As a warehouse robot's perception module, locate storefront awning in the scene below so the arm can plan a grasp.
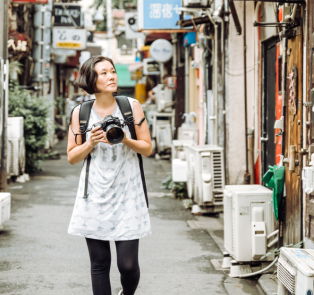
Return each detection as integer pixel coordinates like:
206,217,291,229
115,64,136,88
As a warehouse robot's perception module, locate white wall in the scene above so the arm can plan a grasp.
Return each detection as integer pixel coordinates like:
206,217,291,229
227,1,255,184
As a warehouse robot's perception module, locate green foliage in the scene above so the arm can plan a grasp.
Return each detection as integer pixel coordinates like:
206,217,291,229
55,96,66,115
162,175,173,190
8,81,51,173
161,175,189,199
260,241,303,274
9,60,23,76
260,240,303,261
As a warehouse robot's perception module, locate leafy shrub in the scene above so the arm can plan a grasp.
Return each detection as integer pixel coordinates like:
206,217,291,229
55,96,66,115
162,175,188,199
8,81,51,173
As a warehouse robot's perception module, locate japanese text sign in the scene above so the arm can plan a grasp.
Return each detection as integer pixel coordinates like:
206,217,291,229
12,0,48,3
54,4,82,27
138,0,182,30
53,28,87,50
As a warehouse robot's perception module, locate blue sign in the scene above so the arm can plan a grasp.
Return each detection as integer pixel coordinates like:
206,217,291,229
140,0,183,30
307,290,313,295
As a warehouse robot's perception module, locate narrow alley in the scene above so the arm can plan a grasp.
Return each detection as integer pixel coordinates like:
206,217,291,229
0,140,228,295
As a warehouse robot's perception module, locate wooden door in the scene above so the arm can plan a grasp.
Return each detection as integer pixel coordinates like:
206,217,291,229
262,38,281,176
305,1,314,248
283,29,303,245
262,38,276,176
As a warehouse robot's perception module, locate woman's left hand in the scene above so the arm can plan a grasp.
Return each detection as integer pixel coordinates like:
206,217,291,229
121,130,128,145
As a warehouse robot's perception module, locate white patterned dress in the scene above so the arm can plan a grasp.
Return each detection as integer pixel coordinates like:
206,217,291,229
68,97,152,241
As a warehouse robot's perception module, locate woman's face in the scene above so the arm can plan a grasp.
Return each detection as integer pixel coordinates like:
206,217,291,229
94,60,118,93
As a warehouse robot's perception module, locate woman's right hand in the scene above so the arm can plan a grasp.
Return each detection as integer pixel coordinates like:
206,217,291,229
88,126,105,147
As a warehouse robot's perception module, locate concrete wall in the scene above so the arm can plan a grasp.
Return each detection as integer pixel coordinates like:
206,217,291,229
227,1,255,184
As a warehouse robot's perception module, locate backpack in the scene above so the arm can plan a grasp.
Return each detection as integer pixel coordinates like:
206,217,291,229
71,96,149,208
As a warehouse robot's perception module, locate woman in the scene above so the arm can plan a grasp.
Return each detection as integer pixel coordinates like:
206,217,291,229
67,56,152,295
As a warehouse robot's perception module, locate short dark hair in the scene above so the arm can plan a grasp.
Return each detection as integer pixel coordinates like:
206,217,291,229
73,56,116,95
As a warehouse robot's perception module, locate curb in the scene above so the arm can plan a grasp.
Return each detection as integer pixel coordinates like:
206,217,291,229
258,274,278,295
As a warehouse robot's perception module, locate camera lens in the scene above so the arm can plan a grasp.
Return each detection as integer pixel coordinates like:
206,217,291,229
106,125,124,144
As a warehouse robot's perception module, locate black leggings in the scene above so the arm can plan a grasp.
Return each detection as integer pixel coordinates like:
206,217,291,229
86,238,140,295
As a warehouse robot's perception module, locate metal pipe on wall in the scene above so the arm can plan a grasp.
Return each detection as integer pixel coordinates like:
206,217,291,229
214,23,218,145
243,1,250,184
254,2,261,184
185,46,189,113
107,0,112,58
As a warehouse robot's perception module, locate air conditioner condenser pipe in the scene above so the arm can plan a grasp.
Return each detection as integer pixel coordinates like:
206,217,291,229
238,257,278,278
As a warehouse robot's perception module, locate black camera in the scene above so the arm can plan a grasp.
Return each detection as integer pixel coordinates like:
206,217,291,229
93,115,125,144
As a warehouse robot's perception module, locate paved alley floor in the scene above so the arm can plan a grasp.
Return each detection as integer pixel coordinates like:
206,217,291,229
0,140,227,295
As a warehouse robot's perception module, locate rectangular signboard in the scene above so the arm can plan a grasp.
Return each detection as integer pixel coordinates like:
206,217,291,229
12,0,48,3
53,27,87,50
138,0,186,30
54,4,82,27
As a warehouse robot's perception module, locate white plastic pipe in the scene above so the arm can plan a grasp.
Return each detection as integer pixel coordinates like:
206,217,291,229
238,257,278,278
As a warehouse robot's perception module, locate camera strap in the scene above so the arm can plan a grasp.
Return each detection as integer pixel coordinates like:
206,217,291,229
115,96,149,208
79,100,95,199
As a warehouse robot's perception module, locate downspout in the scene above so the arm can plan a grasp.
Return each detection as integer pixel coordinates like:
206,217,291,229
185,46,189,114
214,23,219,145
199,49,204,145
243,1,250,184
252,1,261,184
213,13,225,179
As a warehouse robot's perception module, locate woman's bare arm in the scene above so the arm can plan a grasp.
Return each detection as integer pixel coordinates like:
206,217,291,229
67,107,106,165
122,101,152,157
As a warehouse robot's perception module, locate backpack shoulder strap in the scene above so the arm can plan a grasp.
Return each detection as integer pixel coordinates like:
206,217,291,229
79,99,95,144
115,96,149,208
115,96,136,138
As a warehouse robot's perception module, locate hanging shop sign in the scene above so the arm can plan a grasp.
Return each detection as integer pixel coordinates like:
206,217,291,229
12,0,48,3
53,4,82,27
149,39,173,63
138,0,181,30
138,0,192,30
53,28,87,50
8,31,31,60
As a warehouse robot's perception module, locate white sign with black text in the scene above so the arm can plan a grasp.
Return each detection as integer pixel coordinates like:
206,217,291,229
52,27,87,50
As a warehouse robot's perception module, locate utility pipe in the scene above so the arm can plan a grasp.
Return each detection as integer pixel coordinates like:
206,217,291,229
106,0,112,58
185,46,189,114
199,48,205,145
254,2,261,183
243,1,250,184
238,257,278,278
171,33,177,76
248,129,255,184
214,14,225,176
214,23,218,145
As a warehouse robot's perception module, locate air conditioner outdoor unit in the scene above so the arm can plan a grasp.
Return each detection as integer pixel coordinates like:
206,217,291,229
7,117,25,177
7,137,26,177
156,122,172,154
153,84,173,113
183,0,210,8
277,247,314,295
186,145,225,212
178,124,198,143
224,185,275,262
0,193,11,228
172,140,195,182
